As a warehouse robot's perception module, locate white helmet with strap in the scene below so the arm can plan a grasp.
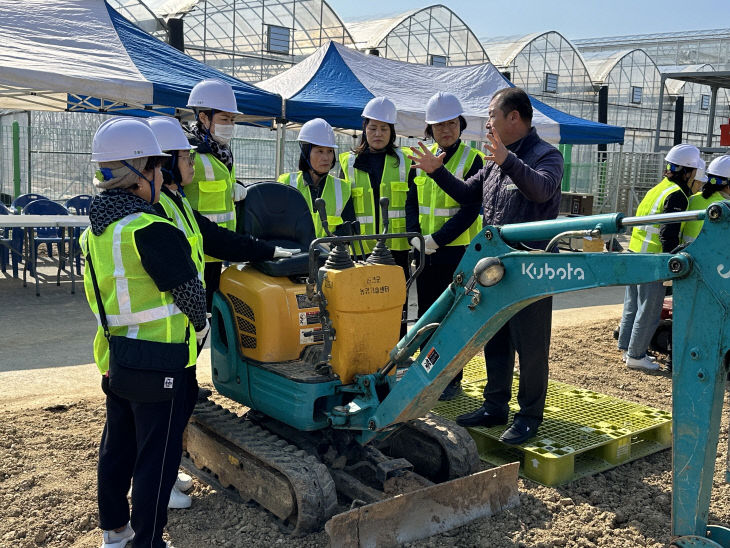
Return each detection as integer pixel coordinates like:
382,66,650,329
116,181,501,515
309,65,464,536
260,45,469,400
187,78,242,115
362,97,397,124
147,117,196,152
707,155,730,181
91,117,169,162
665,144,700,170
297,118,338,148
425,92,464,124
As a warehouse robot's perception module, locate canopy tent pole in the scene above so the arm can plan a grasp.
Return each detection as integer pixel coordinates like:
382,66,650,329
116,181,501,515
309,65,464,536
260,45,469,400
274,97,287,179
706,86,718,148
654,75,667,152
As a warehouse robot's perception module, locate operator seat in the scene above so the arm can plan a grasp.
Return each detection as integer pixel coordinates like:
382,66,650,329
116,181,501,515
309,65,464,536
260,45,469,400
236,181,322,277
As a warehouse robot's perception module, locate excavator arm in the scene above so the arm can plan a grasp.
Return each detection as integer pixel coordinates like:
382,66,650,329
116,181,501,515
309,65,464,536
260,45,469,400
330,204,730,546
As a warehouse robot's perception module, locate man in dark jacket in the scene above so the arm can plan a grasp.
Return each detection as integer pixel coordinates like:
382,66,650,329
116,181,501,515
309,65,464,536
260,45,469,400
408,87,564,445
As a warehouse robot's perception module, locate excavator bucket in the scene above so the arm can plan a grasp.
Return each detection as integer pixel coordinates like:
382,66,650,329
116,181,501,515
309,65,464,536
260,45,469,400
325,462,520,548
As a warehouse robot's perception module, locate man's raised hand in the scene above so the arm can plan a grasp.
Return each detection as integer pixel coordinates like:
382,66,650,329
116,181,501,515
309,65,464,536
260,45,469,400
407,141,446,174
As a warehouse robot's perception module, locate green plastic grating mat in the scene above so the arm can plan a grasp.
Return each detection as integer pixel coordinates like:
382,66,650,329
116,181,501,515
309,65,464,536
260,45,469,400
433,359,672,486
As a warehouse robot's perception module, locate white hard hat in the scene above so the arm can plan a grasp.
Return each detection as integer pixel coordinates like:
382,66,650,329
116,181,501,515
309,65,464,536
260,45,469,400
694,159,708,183
425,92,464,124
91,117,169,163
707,155,730,180
297,118,338,148
148,116,196,152
362,96,397,125
187,78,242,115
665,144,701,169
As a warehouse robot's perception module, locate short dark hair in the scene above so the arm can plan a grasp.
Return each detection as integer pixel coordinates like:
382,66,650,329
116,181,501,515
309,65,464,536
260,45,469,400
424,116,467,140
492,87,533,123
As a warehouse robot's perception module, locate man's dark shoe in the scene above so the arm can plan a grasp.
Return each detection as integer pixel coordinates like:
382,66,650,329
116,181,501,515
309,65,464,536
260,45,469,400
500,418,539,445
455,405,508,428
438,380,463,401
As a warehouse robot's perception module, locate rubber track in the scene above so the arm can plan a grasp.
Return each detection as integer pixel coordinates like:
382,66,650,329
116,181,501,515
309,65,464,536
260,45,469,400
404,412,481,480
190,401,338,535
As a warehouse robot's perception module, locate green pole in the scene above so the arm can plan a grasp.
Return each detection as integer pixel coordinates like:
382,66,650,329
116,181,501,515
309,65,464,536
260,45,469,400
12,121,20,205
560,144,572,192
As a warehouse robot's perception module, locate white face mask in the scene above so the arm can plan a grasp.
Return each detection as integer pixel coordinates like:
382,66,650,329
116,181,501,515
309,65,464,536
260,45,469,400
212,123,234,145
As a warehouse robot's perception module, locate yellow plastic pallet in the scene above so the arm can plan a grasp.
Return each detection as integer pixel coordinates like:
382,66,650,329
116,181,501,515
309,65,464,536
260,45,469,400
433,359,672,486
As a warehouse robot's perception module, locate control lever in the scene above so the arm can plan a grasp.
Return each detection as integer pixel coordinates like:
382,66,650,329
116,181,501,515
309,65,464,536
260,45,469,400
314,198,334,237
379,197,390,235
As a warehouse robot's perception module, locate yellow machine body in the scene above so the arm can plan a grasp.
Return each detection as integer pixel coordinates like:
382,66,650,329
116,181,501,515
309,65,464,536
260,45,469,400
218,266,321,363
321,263,406,384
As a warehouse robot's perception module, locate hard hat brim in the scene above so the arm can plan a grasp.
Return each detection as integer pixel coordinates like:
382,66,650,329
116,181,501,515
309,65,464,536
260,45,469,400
91,151,171,162
425,114,463,125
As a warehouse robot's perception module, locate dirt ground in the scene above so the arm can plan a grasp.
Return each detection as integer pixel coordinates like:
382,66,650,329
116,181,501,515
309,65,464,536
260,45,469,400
1,317,728,548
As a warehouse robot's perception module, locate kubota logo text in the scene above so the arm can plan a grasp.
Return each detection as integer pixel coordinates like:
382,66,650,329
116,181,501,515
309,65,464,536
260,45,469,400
521,262,585,280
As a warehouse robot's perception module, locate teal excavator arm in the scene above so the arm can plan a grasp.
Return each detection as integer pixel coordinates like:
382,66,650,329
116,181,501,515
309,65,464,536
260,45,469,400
328,203,730,546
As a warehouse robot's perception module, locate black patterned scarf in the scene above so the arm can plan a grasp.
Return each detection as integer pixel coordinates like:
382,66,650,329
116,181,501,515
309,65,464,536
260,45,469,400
189,122,234,171
89,189,160,236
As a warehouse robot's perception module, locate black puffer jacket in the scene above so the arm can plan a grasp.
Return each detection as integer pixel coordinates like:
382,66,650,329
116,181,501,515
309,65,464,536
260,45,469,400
429,127,564,234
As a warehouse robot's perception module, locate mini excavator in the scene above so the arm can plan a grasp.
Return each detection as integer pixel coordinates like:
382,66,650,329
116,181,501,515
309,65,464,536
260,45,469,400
184,181,730,547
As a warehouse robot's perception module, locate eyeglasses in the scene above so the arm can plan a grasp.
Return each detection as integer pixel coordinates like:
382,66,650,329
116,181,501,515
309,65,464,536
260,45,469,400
177,150,195,166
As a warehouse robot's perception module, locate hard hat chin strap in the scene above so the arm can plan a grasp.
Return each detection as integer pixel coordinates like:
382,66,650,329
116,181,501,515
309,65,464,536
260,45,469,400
122,160,156,204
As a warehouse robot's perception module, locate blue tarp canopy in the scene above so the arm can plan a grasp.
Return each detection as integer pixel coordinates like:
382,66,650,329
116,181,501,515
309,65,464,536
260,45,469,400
260,41,624,145
0,0,282,120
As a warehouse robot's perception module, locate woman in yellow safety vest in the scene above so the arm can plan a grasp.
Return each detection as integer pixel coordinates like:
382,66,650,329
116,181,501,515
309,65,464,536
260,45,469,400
405,92,483,401
618,143,700,372
147,116,295,511
185,78,248,310
338,97,413,265
681,156,730,245
278,118,355,238
81,117,208,548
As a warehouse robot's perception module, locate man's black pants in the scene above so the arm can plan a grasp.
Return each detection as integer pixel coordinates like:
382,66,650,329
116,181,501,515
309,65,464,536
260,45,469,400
482,297,553,424
97,367,198,548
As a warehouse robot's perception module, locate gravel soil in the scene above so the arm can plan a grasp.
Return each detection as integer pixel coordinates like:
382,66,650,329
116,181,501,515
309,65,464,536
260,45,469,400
1,318,728,548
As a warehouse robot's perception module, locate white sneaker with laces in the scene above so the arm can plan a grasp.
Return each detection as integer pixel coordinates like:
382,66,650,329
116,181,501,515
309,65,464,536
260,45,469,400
622,351,656,363
168,486,192,509
175,471,193,492
100,522,134,548
626,355,660,371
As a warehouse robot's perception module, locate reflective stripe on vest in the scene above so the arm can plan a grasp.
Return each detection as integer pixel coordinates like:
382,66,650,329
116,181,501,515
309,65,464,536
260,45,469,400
629,179,683,254
339,149,412,252
80,213,195,374
159,192,205,283
189,152,236,260
415,142,483,246
278,171,350,239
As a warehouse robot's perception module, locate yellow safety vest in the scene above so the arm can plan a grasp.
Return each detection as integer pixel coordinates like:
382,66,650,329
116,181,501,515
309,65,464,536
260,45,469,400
159,191,205,283
413,142,483,246
680,191,726,244
629,178,685,254
80,213,196,375
338,149,412,253
187,152,235,261
277,171,351,239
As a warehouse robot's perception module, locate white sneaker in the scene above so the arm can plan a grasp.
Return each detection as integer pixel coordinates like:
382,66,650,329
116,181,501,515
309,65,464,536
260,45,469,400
626,355,661,371
622,351,656,363
168,486,192,509
100,522,134,548
175,471,193,492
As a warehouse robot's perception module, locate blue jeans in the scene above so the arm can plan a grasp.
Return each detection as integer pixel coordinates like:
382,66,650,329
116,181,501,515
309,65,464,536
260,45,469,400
617,281,665,359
